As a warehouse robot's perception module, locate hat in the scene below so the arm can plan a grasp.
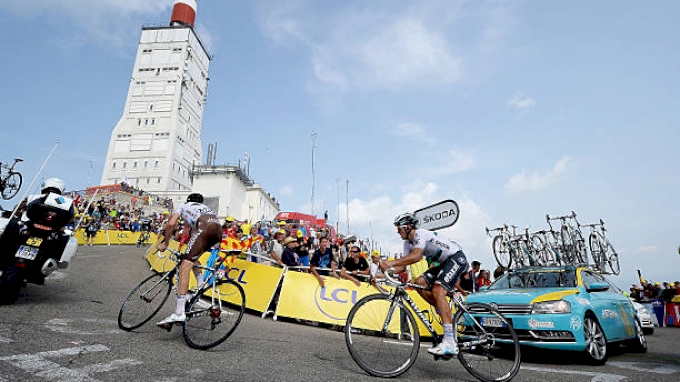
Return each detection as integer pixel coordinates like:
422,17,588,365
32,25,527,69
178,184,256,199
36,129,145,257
371,250,381,257
282,237,298,246
654,282,660,286
275,229,286,235
296,230,303,238
277,221,287,226
225,216,235,222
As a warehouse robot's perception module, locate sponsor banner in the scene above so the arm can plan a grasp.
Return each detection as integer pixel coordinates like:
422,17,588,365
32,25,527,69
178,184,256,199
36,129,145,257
414,199,460,231
275,270,448,335
666,303,680,327
144,242,282,313
75,228,159,246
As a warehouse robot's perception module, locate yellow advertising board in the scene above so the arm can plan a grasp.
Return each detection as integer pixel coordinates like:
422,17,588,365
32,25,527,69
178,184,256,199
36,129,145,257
75,228,158,246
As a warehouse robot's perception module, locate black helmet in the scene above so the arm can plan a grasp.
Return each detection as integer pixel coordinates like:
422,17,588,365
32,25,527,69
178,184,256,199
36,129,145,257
393,212,419,228
187,193,203,203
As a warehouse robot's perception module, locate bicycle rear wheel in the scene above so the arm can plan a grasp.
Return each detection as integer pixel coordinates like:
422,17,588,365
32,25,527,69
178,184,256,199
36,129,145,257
183,279,245,350
1,172,22,200
572,230,587,264
492,235,511,269
345,293,420,378
455,303,521,382
118,273,172,331
589,234,603,269
605,243,620,275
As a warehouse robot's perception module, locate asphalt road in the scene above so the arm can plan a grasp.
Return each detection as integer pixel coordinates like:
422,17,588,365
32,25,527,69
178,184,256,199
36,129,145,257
0,245,679,382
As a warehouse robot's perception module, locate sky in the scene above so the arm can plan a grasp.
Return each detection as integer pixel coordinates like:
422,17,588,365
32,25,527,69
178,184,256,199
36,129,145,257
1,0,679,289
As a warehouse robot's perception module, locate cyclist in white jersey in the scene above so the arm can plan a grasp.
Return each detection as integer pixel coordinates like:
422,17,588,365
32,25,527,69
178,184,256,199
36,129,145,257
157,193,222,326
380,212,469,356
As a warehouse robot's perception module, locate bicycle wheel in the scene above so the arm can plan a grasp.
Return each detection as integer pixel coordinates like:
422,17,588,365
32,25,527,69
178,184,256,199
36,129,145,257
560,226,575,264
1,172,22,200
492,234,511,269
183,279,245,350
589,234,603,269
118,273,173,331
572,230,587,264
605,243,620,275
455,303,521,382
345,293,420,378
530,234,550,265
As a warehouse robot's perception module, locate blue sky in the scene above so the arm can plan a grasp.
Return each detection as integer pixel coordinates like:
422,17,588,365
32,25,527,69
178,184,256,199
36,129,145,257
1,0,678,288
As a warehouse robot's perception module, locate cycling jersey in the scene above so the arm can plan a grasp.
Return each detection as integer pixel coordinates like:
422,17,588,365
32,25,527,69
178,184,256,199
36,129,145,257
403,229,462,263
173,202,215,229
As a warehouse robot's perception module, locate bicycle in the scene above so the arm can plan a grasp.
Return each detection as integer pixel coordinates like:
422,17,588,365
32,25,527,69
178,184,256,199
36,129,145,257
487,225,512,269
582,219,620,275
546,212,587,265
0,158,23,200
344,271,521,381
137,229,151,247
530,228,563,266
117,248,246,350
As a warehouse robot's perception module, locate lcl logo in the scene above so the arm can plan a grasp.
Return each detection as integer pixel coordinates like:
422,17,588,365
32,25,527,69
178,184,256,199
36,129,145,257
314,286,358,321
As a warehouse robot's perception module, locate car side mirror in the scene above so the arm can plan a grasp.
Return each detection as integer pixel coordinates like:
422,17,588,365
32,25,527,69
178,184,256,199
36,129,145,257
586,282,610,293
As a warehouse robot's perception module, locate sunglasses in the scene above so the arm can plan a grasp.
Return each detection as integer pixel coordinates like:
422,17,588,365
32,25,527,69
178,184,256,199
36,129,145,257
351,250,361,253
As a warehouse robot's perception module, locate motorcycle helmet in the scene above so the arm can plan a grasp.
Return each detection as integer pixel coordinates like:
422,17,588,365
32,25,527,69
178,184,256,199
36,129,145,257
186,193,203,203
41,177,66,195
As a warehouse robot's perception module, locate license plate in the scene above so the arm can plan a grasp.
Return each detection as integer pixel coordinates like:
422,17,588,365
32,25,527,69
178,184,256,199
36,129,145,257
481,317,505,328
16,245,39,260
26,237,43,246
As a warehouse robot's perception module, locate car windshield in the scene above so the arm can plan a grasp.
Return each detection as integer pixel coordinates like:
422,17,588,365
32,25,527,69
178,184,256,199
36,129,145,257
489,269,577,289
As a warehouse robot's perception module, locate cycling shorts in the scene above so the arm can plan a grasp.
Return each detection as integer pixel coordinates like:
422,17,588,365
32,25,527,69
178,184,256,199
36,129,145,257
421,250,468,293
182,215,222,262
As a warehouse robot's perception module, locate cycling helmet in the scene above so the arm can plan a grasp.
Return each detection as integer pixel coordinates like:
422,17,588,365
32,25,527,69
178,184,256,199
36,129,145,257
393,212,419,228
186,193,203,203
41,177,66,195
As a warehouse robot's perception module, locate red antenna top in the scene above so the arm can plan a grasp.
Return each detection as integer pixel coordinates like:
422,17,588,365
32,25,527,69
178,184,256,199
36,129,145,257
170,0,197,28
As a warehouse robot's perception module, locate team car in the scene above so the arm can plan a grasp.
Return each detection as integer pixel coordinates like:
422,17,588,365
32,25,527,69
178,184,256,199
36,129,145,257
629,299,654,335
465,266,647,364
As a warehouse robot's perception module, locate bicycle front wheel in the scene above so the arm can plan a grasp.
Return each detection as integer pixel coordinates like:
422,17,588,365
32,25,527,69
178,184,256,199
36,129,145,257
118,273,172,331
183,279,245,350
492,234,511,269
345,293,420,378
605,243,620,275
455,303,521,382
589,234,603,269
1,172,22,200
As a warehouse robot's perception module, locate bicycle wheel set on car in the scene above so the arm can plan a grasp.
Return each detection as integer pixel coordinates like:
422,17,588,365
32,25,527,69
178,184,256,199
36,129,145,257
183,279,246,350
118,273,173,331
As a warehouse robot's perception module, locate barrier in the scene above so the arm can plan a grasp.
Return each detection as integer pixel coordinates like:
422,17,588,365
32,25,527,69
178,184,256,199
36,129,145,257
75,228,158,246
141,239,450,334
666,303,680,327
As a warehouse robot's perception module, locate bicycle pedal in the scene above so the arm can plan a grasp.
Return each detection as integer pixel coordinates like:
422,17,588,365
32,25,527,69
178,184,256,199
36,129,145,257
433,354,454,361
158,323,173,332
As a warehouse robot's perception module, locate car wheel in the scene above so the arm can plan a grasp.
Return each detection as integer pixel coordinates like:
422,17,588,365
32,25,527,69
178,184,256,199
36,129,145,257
629,319,648,353
642,327,654,335
583,315,608,365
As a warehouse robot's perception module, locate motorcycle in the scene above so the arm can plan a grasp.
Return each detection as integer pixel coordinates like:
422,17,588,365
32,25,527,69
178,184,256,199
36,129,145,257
0,193,78,304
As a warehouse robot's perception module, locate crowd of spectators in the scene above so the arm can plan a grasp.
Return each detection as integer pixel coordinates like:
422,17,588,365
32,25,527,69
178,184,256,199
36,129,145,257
630,280,679,304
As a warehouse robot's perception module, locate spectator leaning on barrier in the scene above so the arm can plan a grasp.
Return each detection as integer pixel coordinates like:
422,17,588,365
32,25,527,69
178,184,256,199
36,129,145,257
310,236,340,287
281,236,301,267
267,229,285,266
341,245,370,287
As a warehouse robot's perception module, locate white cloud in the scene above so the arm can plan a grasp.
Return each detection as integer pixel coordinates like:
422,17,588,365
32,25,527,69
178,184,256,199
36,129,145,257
0,0,174,49
280,185,294,196
507,91,536,111
505,156,577,193
637,245,658,253
392,122,435,143
424,148,476,175
257,4,463,92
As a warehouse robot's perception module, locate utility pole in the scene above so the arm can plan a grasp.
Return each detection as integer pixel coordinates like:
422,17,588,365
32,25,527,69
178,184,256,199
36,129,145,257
311,132,317,216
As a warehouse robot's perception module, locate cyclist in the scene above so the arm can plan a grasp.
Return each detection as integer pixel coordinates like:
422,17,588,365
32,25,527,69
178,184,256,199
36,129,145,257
156,193,222,326
380,212,468,357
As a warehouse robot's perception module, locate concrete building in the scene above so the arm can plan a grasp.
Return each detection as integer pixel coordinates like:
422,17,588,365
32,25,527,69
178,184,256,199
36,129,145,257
100,0,208,201
190,164,280,221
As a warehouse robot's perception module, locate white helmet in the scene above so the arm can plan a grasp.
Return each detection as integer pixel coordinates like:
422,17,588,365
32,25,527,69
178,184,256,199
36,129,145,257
41,177,66,195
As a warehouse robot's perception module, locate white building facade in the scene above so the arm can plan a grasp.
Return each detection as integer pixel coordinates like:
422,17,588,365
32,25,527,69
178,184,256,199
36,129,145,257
190,165,280,221
101,0,209,200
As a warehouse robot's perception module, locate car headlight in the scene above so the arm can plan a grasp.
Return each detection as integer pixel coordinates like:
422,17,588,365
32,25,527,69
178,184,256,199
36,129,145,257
532,300,571,314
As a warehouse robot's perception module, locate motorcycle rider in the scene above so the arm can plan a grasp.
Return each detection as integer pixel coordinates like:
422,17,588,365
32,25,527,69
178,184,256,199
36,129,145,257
0,178,74,272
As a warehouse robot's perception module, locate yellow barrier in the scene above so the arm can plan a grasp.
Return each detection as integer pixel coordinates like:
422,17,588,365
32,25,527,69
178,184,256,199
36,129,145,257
75,228,158,245
140,238,450,334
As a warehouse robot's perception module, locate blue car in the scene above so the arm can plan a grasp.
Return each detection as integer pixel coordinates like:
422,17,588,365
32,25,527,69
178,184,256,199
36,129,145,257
465,266,647,364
